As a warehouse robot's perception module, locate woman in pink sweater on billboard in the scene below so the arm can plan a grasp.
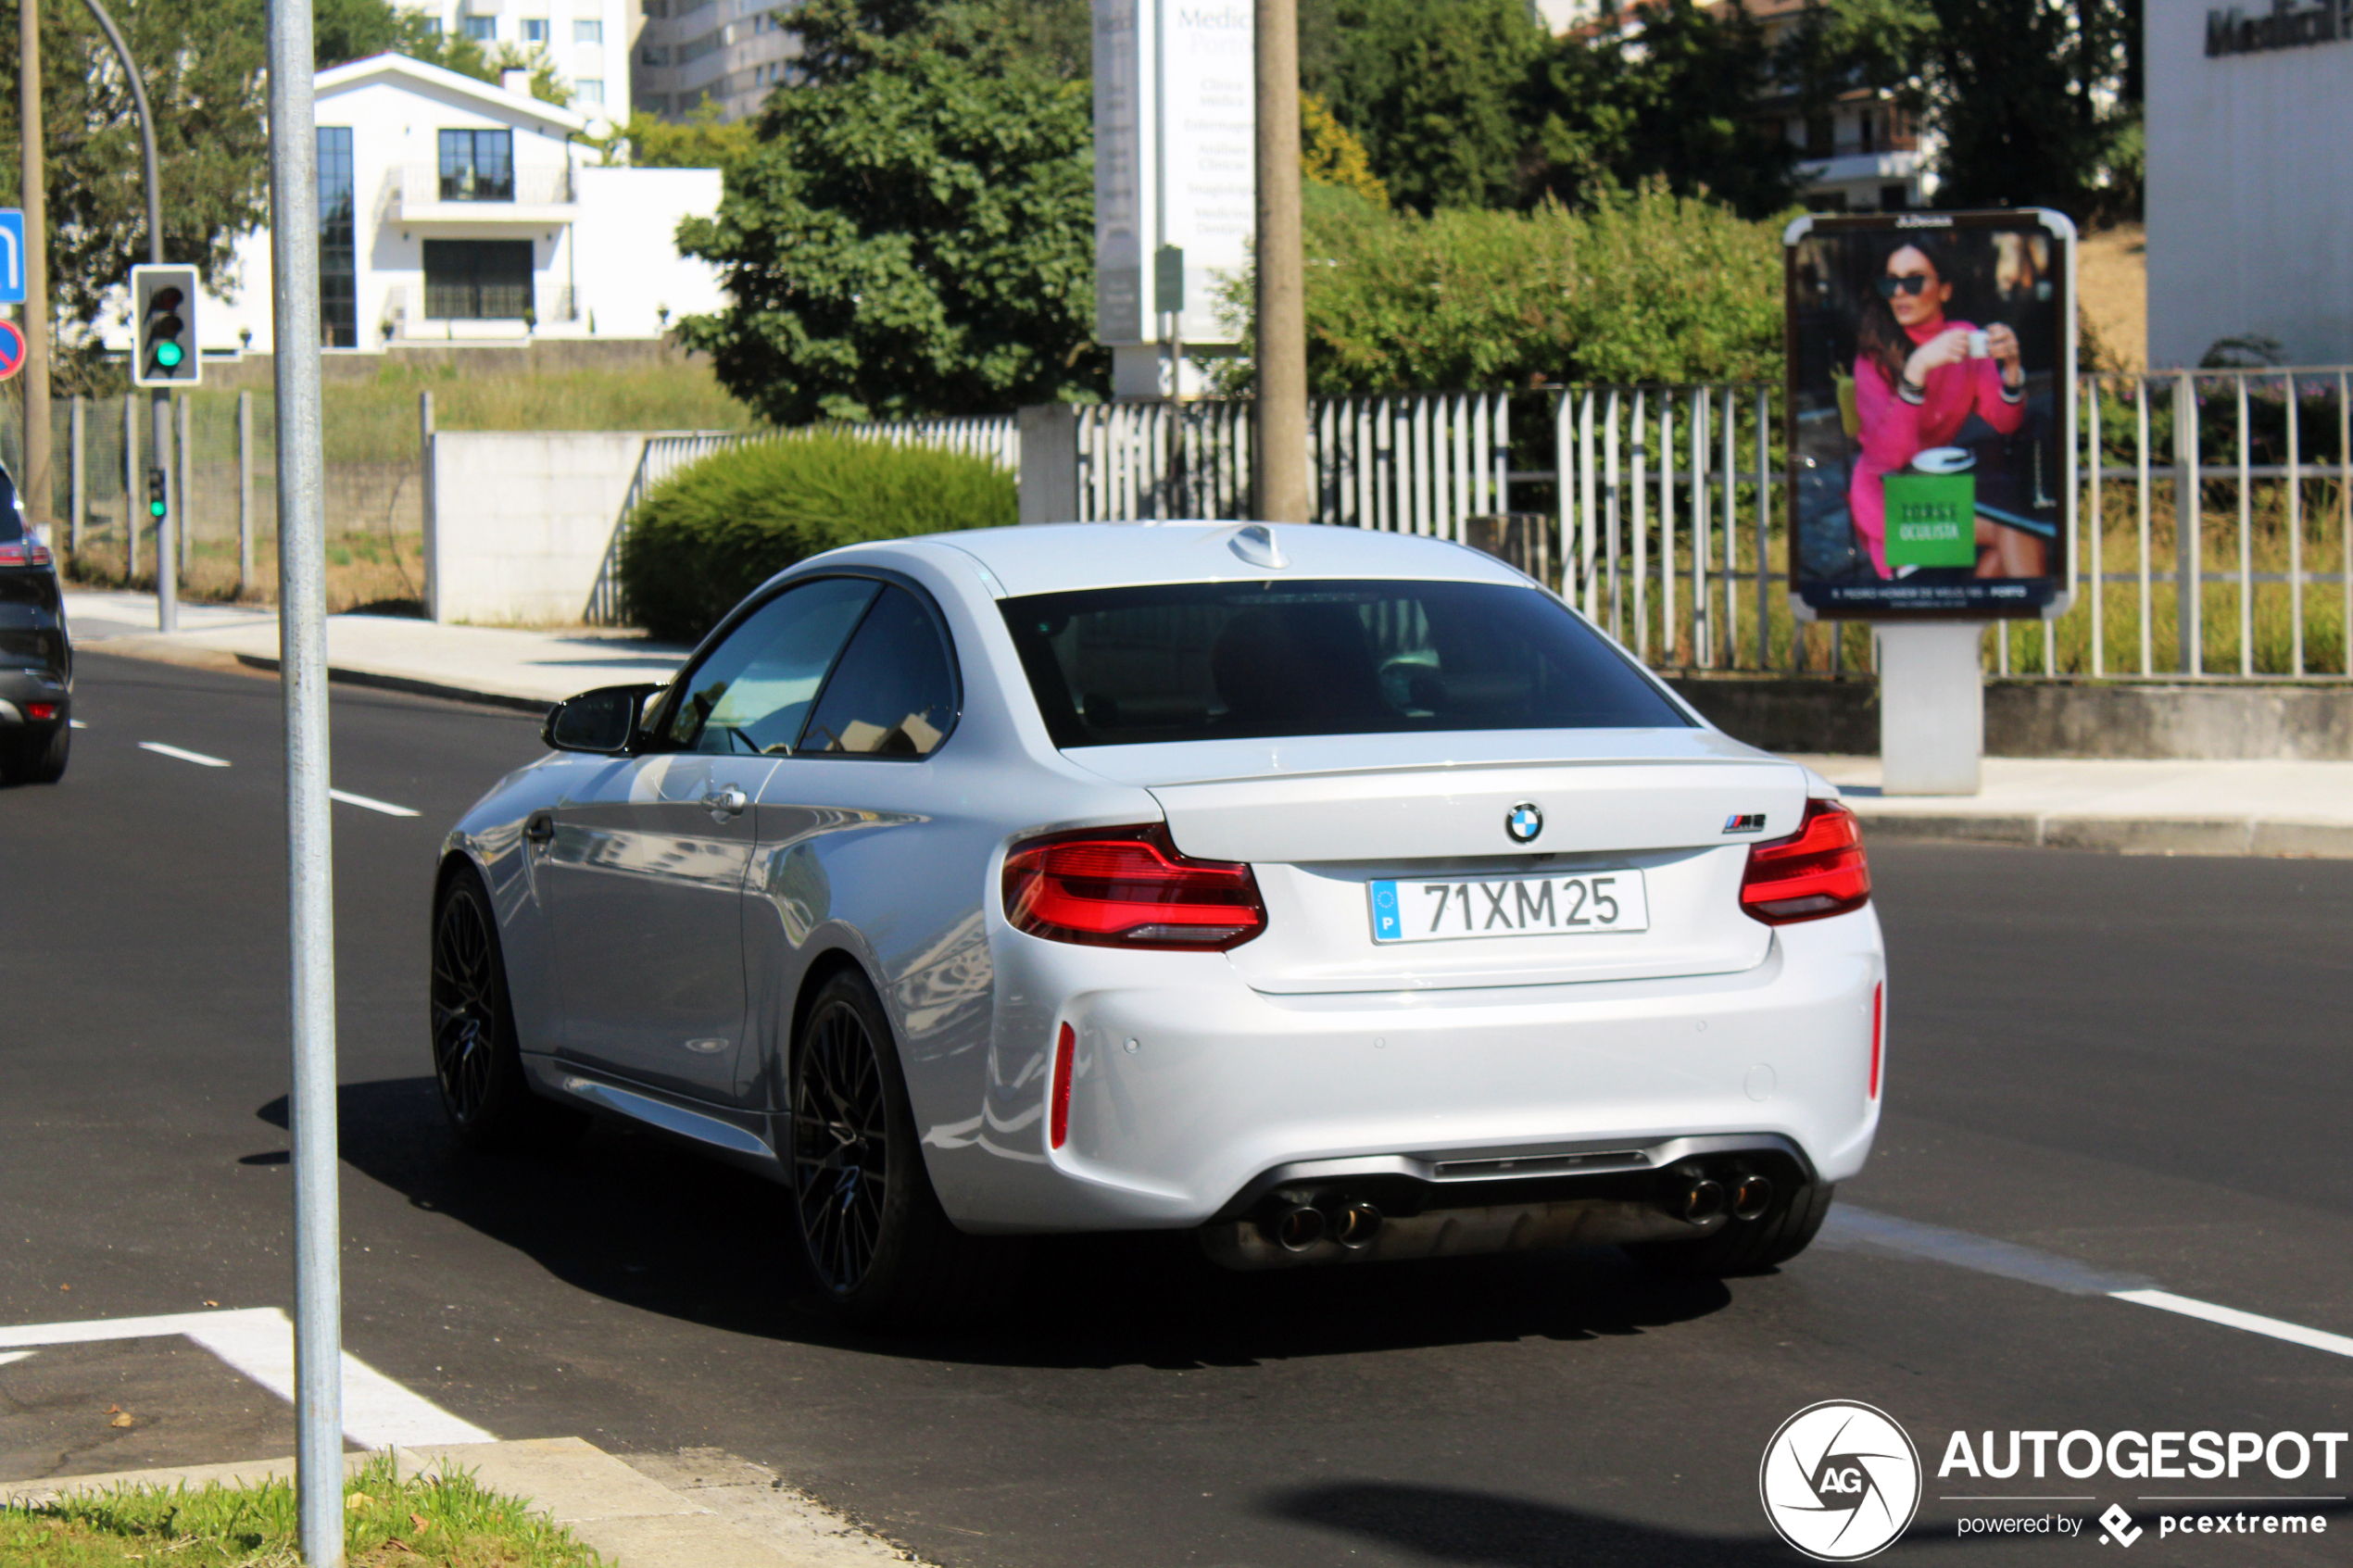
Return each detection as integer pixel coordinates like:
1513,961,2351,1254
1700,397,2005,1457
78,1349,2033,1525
1851,238,2043,579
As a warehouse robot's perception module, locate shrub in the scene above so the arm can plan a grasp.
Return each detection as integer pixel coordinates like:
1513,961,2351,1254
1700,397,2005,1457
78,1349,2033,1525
1217,181,1787,395
620,431,1016,643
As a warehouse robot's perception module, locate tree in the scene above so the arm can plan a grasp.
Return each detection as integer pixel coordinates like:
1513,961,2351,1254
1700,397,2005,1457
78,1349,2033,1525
1318,0,1547,213
592,102,758,169
0,0,271,389
1301,93,1388,206
1525,0,1799,220
675,0,1103,421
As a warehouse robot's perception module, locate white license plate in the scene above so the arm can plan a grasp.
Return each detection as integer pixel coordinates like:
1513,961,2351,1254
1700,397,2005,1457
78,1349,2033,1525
1368,870,1651,943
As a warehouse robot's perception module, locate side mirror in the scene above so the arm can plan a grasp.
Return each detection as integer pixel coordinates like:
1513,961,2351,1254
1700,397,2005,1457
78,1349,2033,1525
543,684,661,755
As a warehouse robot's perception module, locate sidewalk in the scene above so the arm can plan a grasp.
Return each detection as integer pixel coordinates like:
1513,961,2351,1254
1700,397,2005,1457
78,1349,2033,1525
65,590,687,713
0,1436,916,1567
67,590,2353,859
1799,755,2353,858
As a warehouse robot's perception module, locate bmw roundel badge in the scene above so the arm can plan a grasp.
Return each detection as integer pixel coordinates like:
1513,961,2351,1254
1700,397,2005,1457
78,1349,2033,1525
1505,801,1543,844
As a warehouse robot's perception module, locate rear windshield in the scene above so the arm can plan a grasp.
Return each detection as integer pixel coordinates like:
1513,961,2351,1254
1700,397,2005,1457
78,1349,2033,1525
0,470,19,542
1001,578,1692,747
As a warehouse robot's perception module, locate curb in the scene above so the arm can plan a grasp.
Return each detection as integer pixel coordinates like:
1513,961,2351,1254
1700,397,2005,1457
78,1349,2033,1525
1854,810,2353,858
1,1436,918,1567
230,652,555,717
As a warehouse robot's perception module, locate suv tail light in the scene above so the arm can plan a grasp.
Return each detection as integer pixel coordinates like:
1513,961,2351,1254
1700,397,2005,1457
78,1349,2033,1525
1740,799,1871,925
1003,826,1265,950
0,540,50,567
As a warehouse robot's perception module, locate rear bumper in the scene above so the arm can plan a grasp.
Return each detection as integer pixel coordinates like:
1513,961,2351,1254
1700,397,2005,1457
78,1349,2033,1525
928,905,1884,1233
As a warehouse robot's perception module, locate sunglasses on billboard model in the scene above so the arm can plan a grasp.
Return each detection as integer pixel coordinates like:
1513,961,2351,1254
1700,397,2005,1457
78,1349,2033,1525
1877,273,1933,297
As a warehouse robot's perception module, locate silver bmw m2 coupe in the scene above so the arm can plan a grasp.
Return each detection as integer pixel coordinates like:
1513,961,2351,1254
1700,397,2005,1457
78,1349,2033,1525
433,521,1884,1324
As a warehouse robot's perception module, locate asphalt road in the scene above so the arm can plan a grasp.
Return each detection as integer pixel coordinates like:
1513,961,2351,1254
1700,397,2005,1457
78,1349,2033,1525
6,651,2353,1566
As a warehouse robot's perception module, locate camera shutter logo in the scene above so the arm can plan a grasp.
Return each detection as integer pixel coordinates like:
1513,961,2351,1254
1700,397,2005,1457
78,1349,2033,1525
1758,1400,1922,1562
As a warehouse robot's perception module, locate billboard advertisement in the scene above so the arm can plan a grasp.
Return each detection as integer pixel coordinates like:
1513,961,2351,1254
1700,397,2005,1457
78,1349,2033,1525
1785,210,2077,621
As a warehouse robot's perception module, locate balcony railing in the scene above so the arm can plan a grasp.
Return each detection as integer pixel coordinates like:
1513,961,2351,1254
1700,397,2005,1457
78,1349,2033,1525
397,163,574,207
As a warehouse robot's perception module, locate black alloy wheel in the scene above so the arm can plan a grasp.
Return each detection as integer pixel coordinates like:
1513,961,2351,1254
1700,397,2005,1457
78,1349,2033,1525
430,868,575,1151
433,881,502,1127
790,990,893,1294
786,970,1022,1327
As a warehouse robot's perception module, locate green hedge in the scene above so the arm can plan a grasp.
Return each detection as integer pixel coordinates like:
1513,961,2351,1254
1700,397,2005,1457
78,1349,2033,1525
619,430,1017,644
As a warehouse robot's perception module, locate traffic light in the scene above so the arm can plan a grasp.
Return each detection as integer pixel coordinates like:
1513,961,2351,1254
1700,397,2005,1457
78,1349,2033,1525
131,265,201,388
147,467,167,523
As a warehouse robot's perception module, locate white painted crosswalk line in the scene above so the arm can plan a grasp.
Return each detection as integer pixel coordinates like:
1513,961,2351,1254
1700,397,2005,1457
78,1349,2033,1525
330,788,421,818
0,1308,493,1448
139,741,231,767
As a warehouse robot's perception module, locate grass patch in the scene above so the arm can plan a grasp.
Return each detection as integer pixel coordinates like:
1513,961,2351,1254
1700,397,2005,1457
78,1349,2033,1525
0,1452,604,1566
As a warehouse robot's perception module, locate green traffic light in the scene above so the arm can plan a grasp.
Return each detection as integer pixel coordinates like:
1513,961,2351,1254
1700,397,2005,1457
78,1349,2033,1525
149,499,167,519
155,343,184,369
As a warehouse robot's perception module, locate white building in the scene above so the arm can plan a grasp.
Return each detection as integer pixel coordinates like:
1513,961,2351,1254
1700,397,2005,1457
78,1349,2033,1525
399,0,635,121
101,55,726,357
2145,0,2353,366
633,0,801,122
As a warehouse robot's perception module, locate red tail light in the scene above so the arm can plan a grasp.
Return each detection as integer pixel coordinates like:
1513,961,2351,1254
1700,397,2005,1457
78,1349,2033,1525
1003,827,1265,950
1050,1022,1076,1149
26,703,58,721
1740,799,1871,925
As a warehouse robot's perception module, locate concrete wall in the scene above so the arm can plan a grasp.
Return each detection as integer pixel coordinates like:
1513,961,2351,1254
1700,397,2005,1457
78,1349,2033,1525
427,431,648,625
2145,0,2353,366
1670,676,2353,760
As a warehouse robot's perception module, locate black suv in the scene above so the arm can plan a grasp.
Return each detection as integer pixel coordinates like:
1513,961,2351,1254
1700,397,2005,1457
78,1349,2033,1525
0,462,69,784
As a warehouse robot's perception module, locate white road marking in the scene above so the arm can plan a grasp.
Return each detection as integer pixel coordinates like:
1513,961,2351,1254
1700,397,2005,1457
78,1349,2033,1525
0,1349,33,1367
68,721,87,730
139,741,231,768
0,1308,492,1449
1829,1206,2353,1363
330,788,420,819
2111,1288,2353,1360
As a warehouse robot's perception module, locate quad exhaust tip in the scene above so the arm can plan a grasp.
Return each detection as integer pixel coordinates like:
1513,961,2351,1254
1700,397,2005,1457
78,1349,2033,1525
1272,1202,1327,1252
1330,1200,1383,1249
1730,1173,1775,1223
1679,1177,1727,1224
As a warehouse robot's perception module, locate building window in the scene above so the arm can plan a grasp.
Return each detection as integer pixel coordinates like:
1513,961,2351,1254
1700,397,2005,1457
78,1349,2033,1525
437,128,514,201
423,239,535,320
574,18,602,43
318,127,357,349
462,14,496,39
576,78,604,103
640,44,669,64
1881,183,1909,211
522,17,547,41
419,15,443,32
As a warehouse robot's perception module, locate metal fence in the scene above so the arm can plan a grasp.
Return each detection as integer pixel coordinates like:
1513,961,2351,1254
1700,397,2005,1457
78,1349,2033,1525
1060,371,2353,684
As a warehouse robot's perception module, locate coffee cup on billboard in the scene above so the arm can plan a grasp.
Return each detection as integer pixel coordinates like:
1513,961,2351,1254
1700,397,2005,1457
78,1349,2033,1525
1911,445,1975,475
1968,329,1990,358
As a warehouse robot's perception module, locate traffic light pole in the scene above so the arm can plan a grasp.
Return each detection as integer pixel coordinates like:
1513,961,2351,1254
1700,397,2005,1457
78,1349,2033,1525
78,0,174,633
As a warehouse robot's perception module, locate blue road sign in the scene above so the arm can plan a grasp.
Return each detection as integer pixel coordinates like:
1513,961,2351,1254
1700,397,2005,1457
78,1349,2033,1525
0,210,24,306
0,320,26,383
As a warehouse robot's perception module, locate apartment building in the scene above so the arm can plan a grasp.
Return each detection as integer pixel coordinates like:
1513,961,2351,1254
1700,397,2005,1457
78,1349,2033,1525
404,0,636,121
632,0,802,120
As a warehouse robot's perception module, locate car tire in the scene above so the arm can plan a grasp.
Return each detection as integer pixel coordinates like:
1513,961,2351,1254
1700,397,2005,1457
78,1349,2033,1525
1624,1181,1835,1277
0,721,68,784
431,866,582,1154
786,968,1021,1329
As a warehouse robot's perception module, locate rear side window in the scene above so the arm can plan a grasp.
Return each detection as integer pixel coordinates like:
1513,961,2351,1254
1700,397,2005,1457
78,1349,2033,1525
0,470,19,542
1001,578,1689,747
799,585,958,757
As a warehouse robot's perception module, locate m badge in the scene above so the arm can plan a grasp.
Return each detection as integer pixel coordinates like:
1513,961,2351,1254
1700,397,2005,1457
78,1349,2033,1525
1724,813,1768,834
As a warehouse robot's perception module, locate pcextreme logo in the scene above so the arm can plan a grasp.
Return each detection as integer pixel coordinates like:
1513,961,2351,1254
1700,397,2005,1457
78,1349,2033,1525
1760,1401,1924,1562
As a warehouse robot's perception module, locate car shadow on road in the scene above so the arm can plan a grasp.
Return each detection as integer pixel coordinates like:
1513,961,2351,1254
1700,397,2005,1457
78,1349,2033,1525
1266,1481,1798,1567
266,1077,1740,1373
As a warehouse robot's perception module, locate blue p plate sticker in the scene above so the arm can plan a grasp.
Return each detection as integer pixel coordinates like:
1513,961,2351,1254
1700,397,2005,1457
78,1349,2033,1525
1370,880,1403,942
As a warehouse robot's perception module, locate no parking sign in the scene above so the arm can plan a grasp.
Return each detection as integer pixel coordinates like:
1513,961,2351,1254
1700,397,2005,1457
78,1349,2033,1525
0,319,24,383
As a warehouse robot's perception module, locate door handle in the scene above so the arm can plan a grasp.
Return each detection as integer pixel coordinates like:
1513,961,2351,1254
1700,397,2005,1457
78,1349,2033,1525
523,809,555,847
702,786,749,820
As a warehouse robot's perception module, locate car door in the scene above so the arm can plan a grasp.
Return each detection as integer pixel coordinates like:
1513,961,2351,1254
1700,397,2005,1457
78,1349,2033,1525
741,583,982,1112
543,575,881,1100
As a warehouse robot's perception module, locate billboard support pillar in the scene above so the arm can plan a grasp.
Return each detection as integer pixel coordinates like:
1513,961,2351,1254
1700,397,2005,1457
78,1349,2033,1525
1877,622,1983,796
